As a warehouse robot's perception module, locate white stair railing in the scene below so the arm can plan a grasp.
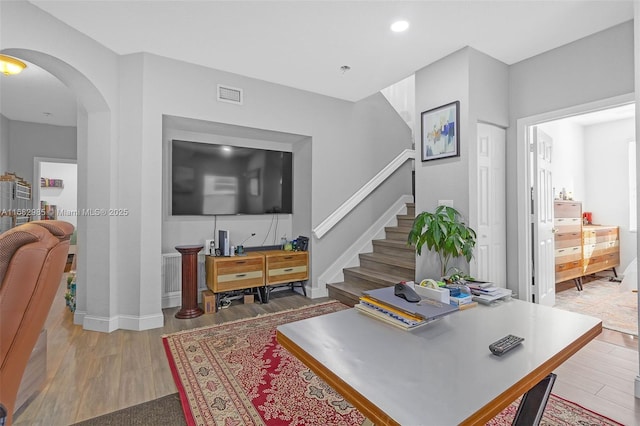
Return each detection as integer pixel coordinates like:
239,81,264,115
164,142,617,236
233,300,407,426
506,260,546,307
312,149,415,239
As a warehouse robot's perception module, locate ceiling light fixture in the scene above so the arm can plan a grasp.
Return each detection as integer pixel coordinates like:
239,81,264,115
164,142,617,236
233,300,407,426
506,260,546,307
0,54,27,75
340,65,351,74
390,20,410,33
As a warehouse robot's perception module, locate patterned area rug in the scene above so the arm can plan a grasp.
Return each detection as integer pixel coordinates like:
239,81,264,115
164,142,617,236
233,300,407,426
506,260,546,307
163,301,363,426
554,278,638,336
163,301,623,426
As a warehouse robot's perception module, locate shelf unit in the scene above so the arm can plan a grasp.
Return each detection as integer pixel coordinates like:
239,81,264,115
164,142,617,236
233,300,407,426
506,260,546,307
0,173,33,233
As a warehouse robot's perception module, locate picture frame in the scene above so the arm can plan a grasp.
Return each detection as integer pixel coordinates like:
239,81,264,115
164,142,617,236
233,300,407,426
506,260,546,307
421,101,460,162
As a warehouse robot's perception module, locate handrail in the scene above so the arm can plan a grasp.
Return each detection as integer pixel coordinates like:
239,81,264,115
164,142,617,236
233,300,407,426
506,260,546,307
313,148,415,239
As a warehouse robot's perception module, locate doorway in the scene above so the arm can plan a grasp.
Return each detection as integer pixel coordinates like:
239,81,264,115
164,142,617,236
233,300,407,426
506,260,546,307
517,96,637,334
34,158,78,229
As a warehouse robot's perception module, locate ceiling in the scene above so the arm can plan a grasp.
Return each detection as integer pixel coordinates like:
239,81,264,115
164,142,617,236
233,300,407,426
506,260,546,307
0,1,635,127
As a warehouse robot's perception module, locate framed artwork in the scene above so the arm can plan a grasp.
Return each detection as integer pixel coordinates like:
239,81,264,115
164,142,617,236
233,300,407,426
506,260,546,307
421,101,460,162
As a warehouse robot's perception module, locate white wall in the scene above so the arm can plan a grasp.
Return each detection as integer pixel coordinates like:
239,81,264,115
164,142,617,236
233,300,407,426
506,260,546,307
508,21,634,288
538,120,586,203
3,2,412,331
0,114,8,173
584,117,636,272
414,47,508,280
133,52,412,313
7,120,76,186
39,161,78,228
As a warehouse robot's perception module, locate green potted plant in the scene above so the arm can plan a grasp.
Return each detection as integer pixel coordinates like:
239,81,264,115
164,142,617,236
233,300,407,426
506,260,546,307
407,205,477,278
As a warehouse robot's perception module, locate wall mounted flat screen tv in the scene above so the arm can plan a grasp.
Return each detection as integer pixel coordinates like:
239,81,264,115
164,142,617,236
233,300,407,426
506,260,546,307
171,140,293,215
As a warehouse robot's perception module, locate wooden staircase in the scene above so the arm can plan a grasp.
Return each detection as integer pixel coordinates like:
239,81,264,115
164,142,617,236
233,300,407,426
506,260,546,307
327,203,416,306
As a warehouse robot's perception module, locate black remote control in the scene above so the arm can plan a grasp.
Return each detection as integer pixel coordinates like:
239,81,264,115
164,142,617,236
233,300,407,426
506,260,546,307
489,334,524,356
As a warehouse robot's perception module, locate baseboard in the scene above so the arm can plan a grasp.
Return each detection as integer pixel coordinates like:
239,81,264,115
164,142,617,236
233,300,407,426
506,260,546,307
82,315,119,333
307,284,328,299
81,313,164,332
162,292,182,309
118,313,165,331
316,195,413,294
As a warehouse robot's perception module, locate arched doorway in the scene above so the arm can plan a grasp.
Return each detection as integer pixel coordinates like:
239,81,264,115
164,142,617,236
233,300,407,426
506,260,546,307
2,48,114,331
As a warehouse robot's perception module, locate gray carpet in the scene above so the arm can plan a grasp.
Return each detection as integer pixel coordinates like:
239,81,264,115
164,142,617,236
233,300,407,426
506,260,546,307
71,393,186,426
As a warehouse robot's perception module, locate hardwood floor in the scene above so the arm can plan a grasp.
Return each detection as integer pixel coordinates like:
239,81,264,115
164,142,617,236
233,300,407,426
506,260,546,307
12,278,640,425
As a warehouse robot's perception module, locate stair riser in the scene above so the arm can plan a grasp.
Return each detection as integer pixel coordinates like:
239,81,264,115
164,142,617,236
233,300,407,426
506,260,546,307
359,257,414,278
372,243,415,260
406,206,415,216
397,217,414,228
327,286,359,307
385,229,410,241
343,270,398,288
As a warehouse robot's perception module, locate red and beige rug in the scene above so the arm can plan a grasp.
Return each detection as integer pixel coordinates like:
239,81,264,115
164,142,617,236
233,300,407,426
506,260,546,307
163,300,623,426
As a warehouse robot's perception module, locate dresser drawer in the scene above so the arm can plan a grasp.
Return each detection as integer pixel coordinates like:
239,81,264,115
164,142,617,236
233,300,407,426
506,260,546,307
583,252,619,275
584,241,619,258
554,217,581,233
554,202,581,218
555,260,582,283
555,231,581,249
264,251,309,285
555,246,581,264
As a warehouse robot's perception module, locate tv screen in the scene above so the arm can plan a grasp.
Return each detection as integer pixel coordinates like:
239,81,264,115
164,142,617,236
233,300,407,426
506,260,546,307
171,140,293,215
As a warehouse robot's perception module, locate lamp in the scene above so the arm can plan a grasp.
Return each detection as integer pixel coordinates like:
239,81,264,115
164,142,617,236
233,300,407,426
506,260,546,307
0,54,26,75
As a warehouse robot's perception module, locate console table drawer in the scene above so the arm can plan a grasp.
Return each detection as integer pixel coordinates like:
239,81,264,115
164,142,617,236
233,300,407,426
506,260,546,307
554,202,581,218
206,253,265,293
263,251,309,285
216,270,264,292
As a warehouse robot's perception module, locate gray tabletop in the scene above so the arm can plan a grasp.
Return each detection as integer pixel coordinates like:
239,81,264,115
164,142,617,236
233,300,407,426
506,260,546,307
277,299,601,425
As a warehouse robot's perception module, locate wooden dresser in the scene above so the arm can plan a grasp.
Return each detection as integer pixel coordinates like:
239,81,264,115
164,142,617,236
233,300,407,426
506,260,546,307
582,225,620,277
554,200,583,288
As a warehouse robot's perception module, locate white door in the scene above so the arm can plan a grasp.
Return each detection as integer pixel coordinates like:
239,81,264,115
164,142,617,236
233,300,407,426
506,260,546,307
472,123,506,286
531,127,555,306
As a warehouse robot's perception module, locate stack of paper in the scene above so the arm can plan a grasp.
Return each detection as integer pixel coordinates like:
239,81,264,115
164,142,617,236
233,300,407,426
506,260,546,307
467,284,512,304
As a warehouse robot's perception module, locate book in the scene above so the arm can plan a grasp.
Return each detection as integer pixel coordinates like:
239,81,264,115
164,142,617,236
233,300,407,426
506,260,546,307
363,286,458,321
354,303,432,330
359,296,425,325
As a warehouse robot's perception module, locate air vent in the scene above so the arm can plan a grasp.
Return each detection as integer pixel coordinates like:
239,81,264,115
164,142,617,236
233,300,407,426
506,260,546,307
217,84,243,105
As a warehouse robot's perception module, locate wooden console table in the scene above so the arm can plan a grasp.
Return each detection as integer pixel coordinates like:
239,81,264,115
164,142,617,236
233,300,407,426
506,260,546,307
205,250,309,310
175,245,204,319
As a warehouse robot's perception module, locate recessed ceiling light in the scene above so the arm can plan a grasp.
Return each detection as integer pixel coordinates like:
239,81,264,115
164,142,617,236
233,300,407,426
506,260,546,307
391,20,409,33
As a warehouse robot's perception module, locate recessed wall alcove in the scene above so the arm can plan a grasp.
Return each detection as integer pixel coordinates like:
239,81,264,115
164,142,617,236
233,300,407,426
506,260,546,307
161,115,312,256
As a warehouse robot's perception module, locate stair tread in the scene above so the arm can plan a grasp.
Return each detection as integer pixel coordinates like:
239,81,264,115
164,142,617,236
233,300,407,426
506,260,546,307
373,239,414,249
397,214,415,220
359,252,415,269
386,225,412,230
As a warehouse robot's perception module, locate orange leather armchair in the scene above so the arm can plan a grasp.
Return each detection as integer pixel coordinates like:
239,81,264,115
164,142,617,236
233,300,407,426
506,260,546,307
0,220,74,426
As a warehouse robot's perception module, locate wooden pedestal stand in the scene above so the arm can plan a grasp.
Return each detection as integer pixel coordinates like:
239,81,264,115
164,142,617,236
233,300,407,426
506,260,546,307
175,244,204,319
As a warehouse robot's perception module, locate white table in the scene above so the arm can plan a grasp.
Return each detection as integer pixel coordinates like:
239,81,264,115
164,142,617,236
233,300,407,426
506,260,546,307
276,299,601,425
